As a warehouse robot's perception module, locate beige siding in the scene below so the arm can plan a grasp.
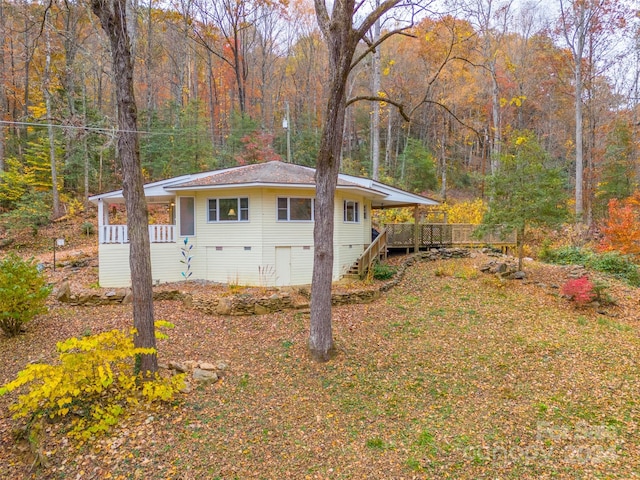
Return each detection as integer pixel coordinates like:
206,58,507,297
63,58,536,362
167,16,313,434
98,243,186,287
334,193,371,277
99,188,373,287
260,188,315,285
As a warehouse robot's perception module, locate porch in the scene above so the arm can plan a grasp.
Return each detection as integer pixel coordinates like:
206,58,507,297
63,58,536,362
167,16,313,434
99,224,176,244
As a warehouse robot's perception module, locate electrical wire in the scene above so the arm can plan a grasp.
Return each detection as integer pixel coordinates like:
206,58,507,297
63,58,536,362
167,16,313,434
0,120,206,137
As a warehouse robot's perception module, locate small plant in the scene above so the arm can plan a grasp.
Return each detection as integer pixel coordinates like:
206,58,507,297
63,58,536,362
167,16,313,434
434,263,454,277
81,221,95,236
258,265,275,287
454,265,479,280
180,237,193,280
561,276,596,306
0,253,52,337
0,321,185,441
365,437,386,450
591,279,616,306
372,262,397,280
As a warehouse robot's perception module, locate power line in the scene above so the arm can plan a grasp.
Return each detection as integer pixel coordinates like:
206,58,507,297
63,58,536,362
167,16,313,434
0,120,210,137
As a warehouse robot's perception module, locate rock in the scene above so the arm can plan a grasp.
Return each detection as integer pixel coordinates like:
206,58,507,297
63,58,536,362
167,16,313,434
55,281,71,302
183,360,198,370
254,304,270,315
168,361,188,373
216,298,232,315
493,263,508,274
198,362,216,371
216,361,229,371
182,294,193,308
192,368,218,383
508,271,527,280
122,289,133,305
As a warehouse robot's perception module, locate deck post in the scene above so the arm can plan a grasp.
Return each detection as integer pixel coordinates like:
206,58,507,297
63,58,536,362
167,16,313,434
413,206,420,252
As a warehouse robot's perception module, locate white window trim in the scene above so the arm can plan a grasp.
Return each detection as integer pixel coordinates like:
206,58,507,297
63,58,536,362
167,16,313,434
207,197,249,223
277,197,315,222
343,199,360,223
178,196,196,237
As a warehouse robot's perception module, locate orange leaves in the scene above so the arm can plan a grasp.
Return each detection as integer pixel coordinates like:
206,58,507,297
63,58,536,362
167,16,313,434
599,192,640,259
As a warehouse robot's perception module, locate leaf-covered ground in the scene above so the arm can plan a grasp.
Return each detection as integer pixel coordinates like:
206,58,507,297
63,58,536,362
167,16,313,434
1,254,640,479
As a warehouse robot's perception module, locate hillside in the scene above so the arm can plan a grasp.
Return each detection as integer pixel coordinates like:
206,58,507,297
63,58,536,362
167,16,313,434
1,250,639,479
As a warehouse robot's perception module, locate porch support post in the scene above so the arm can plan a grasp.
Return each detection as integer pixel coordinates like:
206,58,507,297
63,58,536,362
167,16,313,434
413,205,419,253
97,199,105,243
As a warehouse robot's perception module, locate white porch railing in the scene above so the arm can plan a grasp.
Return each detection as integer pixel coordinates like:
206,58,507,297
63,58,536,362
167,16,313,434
99,225,176,244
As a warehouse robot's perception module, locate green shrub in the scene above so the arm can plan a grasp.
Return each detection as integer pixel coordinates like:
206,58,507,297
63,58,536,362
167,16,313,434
539,245,640,287
538,245,591,265
81,221,95,236
372,262,397,280
0,321,185,441
587,252,640,286
0,254,52,337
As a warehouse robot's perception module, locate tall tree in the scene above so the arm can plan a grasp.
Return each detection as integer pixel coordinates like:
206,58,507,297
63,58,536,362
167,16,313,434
557,0,627,222
0,0,6,172
309,0,415,361
478,130,569,270
42,11,61,219
90,0,158,374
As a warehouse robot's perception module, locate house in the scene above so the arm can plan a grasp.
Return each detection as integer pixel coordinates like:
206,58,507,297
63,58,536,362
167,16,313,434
89,161,438,287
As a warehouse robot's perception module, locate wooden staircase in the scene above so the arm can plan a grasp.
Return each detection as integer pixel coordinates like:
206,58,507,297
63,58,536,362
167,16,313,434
345,228,388,279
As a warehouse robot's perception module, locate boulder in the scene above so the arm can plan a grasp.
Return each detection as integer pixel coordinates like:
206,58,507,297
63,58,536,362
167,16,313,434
192,368,218,383
55,281,71,302
198,362,217,371
168,361,189,373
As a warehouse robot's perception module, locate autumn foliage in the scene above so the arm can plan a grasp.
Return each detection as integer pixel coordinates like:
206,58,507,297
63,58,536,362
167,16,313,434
599,192,640,259
561,277,596,306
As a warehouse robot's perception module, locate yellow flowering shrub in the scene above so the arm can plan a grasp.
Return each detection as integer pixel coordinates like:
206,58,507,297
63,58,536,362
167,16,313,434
0,321,185,440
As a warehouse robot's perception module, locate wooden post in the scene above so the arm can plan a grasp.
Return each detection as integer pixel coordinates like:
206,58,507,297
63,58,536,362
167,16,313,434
413,205,419,253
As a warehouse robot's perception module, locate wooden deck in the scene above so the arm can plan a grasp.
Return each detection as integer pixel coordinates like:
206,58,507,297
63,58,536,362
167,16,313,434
349,223,517,279
385,223,517,250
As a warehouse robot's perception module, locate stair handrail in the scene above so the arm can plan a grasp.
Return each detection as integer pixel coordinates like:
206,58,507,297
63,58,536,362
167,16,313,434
357,228,388,278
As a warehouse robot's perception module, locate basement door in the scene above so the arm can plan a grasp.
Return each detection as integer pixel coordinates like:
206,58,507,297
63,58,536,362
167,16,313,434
275,247,291,286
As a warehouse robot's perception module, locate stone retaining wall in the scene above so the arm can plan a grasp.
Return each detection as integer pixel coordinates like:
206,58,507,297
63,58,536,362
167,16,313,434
55,247,473,316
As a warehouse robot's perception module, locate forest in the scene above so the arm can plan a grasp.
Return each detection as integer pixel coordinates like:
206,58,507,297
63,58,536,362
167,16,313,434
0,0,638,229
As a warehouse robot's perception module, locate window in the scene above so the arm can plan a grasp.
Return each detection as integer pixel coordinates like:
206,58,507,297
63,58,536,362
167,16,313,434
179,197,195,236
208,197,249,222
343,200,360,223
277,197,314,221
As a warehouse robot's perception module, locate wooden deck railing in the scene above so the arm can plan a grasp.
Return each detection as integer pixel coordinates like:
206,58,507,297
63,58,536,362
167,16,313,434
99,224,176,244
385,223,516,249
355,229,387,278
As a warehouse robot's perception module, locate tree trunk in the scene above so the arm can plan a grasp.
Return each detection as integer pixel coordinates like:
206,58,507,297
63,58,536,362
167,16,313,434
370,12,381,180
43,21,61,219
91,0,157,375
574,62,584,220
309,7,357,362
0,0,6,172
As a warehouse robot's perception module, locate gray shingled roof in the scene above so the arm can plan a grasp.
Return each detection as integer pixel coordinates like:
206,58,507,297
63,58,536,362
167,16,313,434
172,161,359,188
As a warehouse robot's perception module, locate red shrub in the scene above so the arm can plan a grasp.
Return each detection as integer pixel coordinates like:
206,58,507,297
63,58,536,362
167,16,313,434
561,277,596,306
